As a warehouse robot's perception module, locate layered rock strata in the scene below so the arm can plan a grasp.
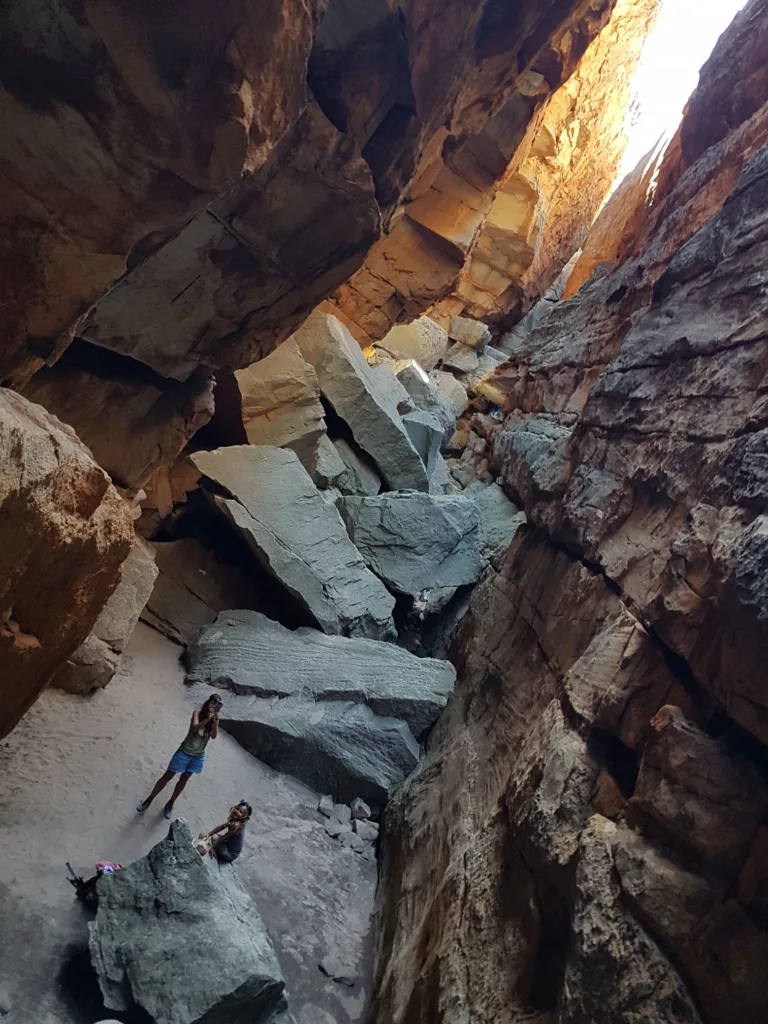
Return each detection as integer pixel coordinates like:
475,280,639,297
0,389,133,737
370,4,768,1021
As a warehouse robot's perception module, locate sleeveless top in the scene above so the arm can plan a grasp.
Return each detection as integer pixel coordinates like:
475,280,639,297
226,826,245,859
179,719,211,757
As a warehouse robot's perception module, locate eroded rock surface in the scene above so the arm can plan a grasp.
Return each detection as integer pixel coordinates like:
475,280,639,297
0,390,133,737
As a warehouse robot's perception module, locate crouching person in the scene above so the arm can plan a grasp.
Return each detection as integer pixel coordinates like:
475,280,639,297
198,800,252,863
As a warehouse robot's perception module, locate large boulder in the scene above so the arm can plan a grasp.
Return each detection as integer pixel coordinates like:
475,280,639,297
0,390,133,737
396,364,458,441
233,339,326,468
378,317,449,370
293,312,429,491
217,694,420,810
52,536,158,694
186,610,455,738
338,493,482,595
141,537,266,644
191,446,395,640
467,483,527,565
448,316,491,351
89,820,286,1024
333,438,382,497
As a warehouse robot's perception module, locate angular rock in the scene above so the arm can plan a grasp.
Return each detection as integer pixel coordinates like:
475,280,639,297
448,316,491,351
396,364,458,441
441,343,480,375
428,370,469,413
220,694,420,809
317,795,334,819
141,537,265,645
562,816,703,1024
378,318,449,371
402,411,443,479
234,339,326,467
467,483,526,564
293,312,429,491
333,438,382,497
368,363,415,415
353,820,379,844
52,536,158,695
350,798,372,821
0,389,134,738
186,610,455,738
191,447,395,641
89,820,285,1024
304,433,347,489
338,493,482,596
319,956,357,987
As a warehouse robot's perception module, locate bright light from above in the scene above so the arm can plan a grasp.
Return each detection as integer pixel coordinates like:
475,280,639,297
619,0,750,180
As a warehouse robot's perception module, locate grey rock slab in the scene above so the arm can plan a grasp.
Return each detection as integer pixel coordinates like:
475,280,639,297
350,798,371,821
353,820,379,843
191,446,395,641
186,609,454,737
89,819,286,1024
428,370,468,413
293,312,429,491
333,438,382,497
338,493,483,596
367,363,414,415
318,795,334,818
378,317,449,371
319,957,357,988
448,316,491,351
467,482,527,564
396,364,458,441
338,831,366,854
402,410,443,479
442,342,480,375
218,693,420,809
306,433,348,489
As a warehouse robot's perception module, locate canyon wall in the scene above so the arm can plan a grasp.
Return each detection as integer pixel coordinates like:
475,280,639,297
371,2,768,1021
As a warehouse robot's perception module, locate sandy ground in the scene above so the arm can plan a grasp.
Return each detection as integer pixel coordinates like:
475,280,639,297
0,623,374,1024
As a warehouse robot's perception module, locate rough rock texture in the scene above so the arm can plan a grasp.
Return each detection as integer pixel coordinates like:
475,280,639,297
234,339,325,466
0,390,133,737
294,312,429,492
467,482,527,565
89,820,286,1024
396,366,458,441
191,446,396,640
187,610,455,739
370,7,768,1022
338,493,482,596
448,316,490,351
0,0,326,388
141,538,265,644
377,318,449,371
52,536,157,694
333,438,383,497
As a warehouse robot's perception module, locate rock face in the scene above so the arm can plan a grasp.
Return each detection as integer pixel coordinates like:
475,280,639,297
191,446,396,640
141,538,265,644
369,6,768,1023
52,536,157,695
0,390,134,737
89,820,286,1024
378,318,449,371
338,493,482,595
294,312,429,492
186,610,455,739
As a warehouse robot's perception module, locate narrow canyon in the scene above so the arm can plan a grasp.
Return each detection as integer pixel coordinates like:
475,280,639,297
1,1,767,1023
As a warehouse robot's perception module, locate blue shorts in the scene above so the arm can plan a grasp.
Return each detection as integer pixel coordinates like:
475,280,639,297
169,749,205,775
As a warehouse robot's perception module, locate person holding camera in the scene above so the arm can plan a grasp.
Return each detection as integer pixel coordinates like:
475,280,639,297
137,693,223,819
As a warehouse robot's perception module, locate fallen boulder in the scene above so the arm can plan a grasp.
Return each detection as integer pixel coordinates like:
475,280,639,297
333,438,382,496
402,411,443,481
293,312,429,491
467,482,527,565
441,342,480,375
338,493,482,595
448,315,491,351
141,537,265,644
428,370,469,413
378,317,449,370
89,820,286,1024
186,610,455,738
218,694,420,809
396,364,458,440
52,536,157,694
191,446,396,640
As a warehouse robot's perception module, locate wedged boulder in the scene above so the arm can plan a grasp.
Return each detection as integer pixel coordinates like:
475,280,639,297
441,343,480,375
448,316,490,351
234,339,326,468
52,536,157,694
338,493,482,595
333,438,382,497
467,483,526,565
428,370,469,413
89,820,286,1024
378,317,449,371
304,433,347,489
191,446,396,640
396,364,458,441
219,695,420,810
402,411,443,481
368,363,414,415
186,610,455,738
0,389,134,738
141,538,265,644
293,312,429,491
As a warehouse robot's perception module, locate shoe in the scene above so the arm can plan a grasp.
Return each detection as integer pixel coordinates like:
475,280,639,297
137,798,151,813
163,801,174,820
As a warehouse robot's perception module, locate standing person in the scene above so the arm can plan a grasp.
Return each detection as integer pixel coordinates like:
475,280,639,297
198,800,252,863
137,694,222,819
